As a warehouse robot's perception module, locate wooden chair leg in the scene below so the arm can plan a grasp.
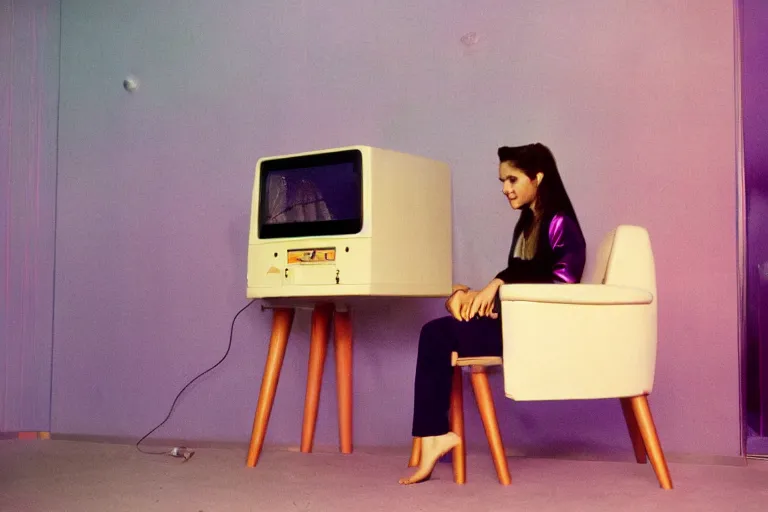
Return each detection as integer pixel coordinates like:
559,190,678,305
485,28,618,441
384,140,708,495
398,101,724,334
470,370,511,486
334,310,354,454
300,304,334,453
620,397,647,463
629,395,673,490
246,308,295,467
408,437,422,467
449,366,466,484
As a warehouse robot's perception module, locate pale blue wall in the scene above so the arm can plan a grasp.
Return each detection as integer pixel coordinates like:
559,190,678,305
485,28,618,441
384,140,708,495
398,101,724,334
51,0,741,457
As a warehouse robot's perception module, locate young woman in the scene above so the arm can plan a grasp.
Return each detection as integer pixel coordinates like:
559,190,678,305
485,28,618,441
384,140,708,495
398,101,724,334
400,143,587,485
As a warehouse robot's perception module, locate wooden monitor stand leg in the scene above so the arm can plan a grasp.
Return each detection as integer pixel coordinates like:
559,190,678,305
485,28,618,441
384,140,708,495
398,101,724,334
300,303,334,453
334,309,354,454
246,307,295,467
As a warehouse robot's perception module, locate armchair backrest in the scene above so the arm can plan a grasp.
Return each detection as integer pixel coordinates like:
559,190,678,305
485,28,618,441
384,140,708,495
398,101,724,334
591,225,656,298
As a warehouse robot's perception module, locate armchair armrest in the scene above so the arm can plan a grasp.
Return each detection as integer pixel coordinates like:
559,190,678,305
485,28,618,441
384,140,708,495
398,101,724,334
499,284,653,305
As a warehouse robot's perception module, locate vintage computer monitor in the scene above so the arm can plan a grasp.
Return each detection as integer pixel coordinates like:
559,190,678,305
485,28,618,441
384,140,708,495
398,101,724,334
246,145,452,299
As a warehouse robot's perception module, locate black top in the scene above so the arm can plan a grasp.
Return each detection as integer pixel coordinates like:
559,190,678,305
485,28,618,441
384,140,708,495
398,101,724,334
495,211,587,284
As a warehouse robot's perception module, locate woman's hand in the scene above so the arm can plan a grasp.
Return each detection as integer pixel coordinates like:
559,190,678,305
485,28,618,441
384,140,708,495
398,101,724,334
456,291,479,321
465,279,504,321
445,284,470,321
445,289,467,320
446,289,477,321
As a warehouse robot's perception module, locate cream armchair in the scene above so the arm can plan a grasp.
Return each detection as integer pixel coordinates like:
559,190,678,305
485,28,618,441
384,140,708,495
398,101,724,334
499,225,673,489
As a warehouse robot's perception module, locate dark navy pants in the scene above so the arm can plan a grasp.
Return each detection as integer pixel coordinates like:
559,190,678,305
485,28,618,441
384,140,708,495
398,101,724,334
411,315,503,437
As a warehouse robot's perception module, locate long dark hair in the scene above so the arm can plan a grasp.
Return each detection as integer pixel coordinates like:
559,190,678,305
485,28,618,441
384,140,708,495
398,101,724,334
497,143,580,236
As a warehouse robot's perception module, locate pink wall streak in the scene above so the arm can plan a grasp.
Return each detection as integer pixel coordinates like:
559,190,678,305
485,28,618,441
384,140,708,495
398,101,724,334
0,0,59,432
53,0,742,458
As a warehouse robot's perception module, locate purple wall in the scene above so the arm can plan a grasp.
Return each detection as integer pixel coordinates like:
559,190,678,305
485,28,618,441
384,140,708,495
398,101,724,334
742,0,768,435
0,0,59,432
53,0,742,458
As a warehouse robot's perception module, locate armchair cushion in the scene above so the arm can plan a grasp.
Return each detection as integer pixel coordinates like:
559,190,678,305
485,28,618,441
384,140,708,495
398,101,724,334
499,284,653,306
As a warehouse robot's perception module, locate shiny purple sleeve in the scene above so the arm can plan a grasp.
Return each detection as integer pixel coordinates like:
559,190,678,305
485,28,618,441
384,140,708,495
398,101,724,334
494,213,586,284
547,213,586,284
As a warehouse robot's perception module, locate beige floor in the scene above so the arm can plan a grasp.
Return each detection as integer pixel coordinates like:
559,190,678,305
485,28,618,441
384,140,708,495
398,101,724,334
1,440,768,512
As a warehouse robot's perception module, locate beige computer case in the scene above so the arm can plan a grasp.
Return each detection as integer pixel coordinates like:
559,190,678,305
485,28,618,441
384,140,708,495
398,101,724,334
246,145,452,298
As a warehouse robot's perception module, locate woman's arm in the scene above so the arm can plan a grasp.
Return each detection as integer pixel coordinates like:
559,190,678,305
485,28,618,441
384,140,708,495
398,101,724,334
547,215,587,284
467,214,586,319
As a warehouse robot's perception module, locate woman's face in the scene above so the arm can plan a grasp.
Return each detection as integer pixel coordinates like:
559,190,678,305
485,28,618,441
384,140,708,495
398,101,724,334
498,161,542,210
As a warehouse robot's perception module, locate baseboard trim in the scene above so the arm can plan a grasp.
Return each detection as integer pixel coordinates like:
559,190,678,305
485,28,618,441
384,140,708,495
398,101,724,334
1,431,52,440
47,434,746,467
502,447,746,467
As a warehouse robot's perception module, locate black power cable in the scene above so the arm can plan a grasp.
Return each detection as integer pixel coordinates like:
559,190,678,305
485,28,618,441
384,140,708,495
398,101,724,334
135,299,257,456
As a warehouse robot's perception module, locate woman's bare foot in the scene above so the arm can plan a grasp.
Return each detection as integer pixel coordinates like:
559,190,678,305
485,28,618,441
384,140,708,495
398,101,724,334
398,432,461,485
